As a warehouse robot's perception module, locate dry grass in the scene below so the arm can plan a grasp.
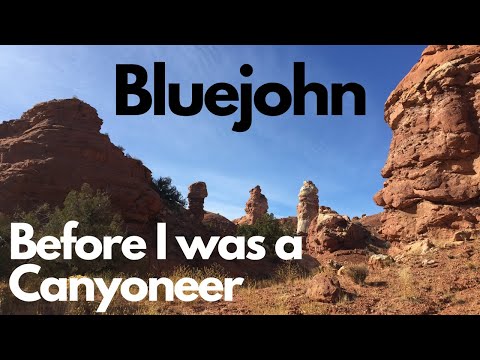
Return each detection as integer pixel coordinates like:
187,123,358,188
299,301,329,315
237,285,290,315
344,265,369,285
398,267,417,300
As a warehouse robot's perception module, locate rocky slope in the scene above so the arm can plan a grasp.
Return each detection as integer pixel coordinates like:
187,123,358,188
374,45,480,244
203,212,237,237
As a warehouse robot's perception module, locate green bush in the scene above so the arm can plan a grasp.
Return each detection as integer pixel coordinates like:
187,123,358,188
41,183,123,240
236,213,296,255
5,184,127,276
151,176,187,209
0,213,14,278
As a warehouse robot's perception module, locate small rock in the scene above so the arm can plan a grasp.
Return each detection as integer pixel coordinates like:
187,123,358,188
306,274,342,303
327,259,342,270
453,230,475,242
406,240,434,255
394,254,405,263
422,259,437,267
368,254,395,269
337,266,346,276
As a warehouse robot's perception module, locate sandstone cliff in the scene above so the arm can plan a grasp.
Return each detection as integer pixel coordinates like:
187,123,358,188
0,99,164,236
374,45,480,243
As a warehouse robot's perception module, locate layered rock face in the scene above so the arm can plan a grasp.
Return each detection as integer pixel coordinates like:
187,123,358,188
374,45,480,243
307,206,370,253
187,181,208,221
233,185,268,225
296,180,319,234
0,99,163,233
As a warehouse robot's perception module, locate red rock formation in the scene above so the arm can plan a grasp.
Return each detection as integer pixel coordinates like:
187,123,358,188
307,206,370,253
0,99,163,235
233,185,268,225
278,216,298,231
203,212,237,237
296,180,319,235
0,99,283,277
374,45,480,243
187,181,208,221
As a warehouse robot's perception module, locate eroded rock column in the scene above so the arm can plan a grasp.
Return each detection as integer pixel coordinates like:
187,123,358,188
296,180,319,235
188,181,208,222
234,185,268,225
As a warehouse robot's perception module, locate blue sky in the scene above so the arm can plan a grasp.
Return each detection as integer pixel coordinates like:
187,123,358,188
0,45,425,219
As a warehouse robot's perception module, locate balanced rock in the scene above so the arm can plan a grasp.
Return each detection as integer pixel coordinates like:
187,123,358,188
296,180,319,235
374,45,480,243
233,185,268,225
188,181,208,221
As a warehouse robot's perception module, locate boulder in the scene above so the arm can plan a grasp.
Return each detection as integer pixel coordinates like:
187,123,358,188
306,273,342,303
307,206,370,253
368,254,395,269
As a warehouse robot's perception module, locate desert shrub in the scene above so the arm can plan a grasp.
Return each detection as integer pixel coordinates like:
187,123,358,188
151,176,187,209
124,152,143,163
0,213,14,278
117,145,125,152
274,261,305,283
132,157,143,165
7,184,126,275
236,213,295,256
344,264,369,285
41,183,123,239
398,267,416,299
